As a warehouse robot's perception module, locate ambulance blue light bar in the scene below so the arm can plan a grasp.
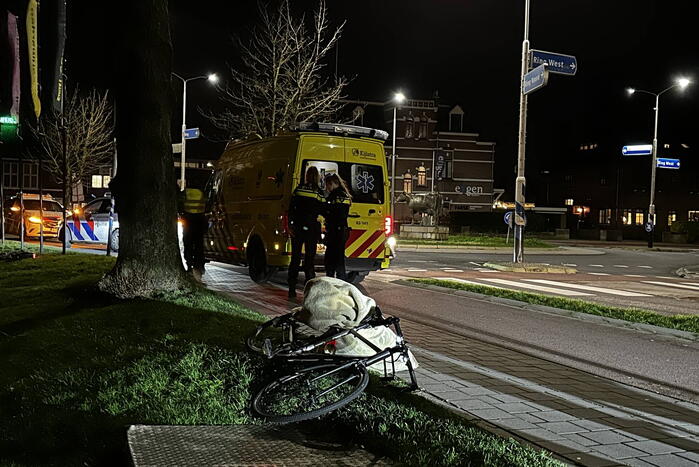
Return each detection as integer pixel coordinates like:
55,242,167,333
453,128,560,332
296,122,389,141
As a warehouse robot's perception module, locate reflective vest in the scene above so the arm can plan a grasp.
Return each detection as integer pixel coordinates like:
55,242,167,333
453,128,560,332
184,188,206,214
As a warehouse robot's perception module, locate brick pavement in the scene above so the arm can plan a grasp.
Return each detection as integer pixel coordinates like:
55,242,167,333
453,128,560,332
204,265,699,467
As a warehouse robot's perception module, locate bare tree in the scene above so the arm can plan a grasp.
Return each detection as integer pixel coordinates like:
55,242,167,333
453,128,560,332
207,0,347,138
31,88,113,205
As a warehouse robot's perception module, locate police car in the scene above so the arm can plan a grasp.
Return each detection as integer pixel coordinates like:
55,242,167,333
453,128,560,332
62,197,119,252
3,194,64,238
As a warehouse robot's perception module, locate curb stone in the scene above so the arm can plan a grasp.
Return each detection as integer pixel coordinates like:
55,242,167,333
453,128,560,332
394,279,699,343
483,262,577,274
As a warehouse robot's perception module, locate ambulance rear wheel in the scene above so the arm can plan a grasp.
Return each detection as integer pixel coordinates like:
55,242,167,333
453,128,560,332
247,239,269,283
346,271,368,284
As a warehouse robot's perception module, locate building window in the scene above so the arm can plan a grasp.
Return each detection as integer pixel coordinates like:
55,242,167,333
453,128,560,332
564,198,574,206
622,209,633,225
91,174,111,189
598,208,612,224
600,178,607,186
416,164,427,187
22,162,39,189
635,211,645,225
448,105,464,132
405,112,414,139
402,170,413,194
418,113,428,139
667,211,677,226
564,175,573,184
2,161,19,188
689,211,699,222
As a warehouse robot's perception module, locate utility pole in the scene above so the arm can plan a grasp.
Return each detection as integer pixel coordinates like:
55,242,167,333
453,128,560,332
513,0,531,263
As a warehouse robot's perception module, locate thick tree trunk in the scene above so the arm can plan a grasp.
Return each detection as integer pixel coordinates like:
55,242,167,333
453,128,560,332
99,0,187,298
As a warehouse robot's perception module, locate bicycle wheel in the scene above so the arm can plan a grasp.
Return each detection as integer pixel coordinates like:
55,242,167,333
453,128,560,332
253,362,369,424
247,314,297,355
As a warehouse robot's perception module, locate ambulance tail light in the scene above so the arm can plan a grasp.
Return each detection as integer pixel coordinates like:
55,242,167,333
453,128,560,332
384,215,393,236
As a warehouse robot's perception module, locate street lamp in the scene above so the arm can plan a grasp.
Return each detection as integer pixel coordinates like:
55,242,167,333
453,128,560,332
172,72,218,191
626,77,691,247
391,92,406,216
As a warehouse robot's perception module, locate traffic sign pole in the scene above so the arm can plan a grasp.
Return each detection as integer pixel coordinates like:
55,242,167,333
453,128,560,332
514,0,530,263
180,80,187,191
648,93,660,248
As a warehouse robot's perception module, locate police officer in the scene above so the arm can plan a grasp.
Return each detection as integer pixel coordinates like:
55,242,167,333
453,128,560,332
181,187,207,281
288,166,324,298
323,173,352,281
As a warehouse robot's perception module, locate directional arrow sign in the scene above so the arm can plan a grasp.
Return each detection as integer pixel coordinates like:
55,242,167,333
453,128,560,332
183,128,200,139
657,158,680,169
523,64,549,95
530,50,578,75
622,144,652,156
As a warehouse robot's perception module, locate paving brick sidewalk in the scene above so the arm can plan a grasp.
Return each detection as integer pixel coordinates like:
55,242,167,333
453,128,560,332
204,265,699,467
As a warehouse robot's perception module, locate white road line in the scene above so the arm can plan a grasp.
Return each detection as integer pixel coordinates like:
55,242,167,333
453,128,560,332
589,264,605,268
440,267,454,270
407,268,428,272
624,274,645,278
469,262,482,266
588,272,610,276
475,268,500,273
443,269,464,273
613,265,629,268
525,279,651,297
655,276,675,279
638,266,653,269
643,281,699,292
683,282,699,286
408,260,428,263
477,278,593,296
563,263,577,267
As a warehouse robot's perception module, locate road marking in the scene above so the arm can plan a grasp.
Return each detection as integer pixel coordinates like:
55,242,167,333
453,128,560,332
638,266,653,269
407,268,428,272
588,272,610,276
613,265,629,268
683,282,699,286
440,267,455,270
477,278,592,296
563,263,577,267
475,268,500,273
589,264,605,268
525,279,651,297
379,269,392,272
643,281,699,292
443,269,464,273
624,274,645,278
655,276,674,279
408,260,428,263
469,262,482,266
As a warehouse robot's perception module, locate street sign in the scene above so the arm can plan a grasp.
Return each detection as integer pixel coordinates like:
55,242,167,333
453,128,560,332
504,211,514,227
644,221,654,233
523,64,549,95
172,143,182,153
183,128,200,139
530,50,578,75
657,158,680,169
622,144,652,156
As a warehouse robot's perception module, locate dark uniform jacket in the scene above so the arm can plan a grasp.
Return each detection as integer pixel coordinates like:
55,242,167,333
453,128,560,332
325,187,351,231
289,183,325,232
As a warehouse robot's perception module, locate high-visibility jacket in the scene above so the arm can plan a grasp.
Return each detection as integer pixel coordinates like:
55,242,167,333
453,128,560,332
289,183,324,231
324,187,351,230
184,188,206,214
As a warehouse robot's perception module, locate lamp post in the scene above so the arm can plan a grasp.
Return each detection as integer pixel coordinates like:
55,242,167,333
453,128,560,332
172,72,218,191
626,77,691,248
391,92,406,216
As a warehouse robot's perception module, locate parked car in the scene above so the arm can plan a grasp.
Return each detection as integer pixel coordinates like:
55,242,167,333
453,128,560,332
62,197,119,252
3,194,64,238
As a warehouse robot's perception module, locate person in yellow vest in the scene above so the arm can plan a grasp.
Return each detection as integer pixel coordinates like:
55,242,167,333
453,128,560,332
181,187,207,280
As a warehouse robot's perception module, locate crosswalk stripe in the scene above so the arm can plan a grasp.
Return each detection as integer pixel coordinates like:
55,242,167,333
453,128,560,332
589,264,604,268
624,274,645,278
589,272,610,276
525,279,651,297
563,263,577,267
477,278,592,296
643,281,699,292
443,269,464,272
613,265,629,268
638,266,653,269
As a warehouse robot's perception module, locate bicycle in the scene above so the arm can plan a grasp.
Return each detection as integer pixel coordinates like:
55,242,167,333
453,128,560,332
247,306,419,424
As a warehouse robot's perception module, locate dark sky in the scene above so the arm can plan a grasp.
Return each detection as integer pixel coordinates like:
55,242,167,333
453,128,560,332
66,0,698,187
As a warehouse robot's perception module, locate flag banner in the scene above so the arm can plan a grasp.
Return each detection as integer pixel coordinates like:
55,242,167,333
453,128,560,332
8,12,21,119
26,0,41,119
42,0,67,114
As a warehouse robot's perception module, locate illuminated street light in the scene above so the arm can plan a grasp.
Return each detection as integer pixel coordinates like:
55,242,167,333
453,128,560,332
172,72,218,190
390,91,407,217
626,76,692,247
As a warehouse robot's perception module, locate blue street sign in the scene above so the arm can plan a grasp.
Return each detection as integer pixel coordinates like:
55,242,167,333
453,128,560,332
622,144,652,156
530,50,578,76
504,211,513,227
657,158,680,169
183,128,200,139
523,64,549,95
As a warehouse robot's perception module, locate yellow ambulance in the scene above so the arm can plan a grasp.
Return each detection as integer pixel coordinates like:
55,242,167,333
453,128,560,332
204,123,395,283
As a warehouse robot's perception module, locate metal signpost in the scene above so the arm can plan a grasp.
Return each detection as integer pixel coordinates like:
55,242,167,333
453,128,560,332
513,0,577,263
657,158,680,169
622,144,653,156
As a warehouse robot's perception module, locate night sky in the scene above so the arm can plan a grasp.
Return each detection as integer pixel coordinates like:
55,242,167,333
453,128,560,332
65,0,698,189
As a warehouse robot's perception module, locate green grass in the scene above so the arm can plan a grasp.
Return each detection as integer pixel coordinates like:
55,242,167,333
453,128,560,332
1,253,561,466
399,234,554,248
411,278,699,334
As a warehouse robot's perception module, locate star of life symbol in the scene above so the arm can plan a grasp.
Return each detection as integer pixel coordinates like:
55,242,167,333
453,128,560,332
356,171,374,194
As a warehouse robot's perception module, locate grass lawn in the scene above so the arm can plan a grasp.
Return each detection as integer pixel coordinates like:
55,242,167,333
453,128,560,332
399,234,554,249
411,278,699,334
1,249,561,466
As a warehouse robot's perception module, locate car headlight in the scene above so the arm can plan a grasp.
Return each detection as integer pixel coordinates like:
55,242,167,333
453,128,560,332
28,216,42,224
387,236,397,248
